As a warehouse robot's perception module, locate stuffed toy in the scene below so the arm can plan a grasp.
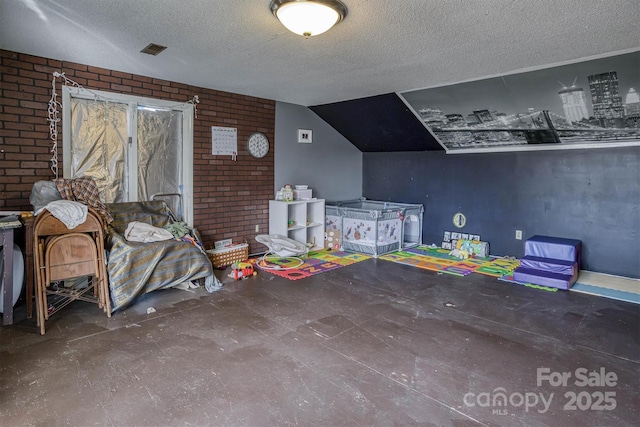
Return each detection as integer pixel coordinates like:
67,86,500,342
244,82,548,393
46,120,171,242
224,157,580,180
449,248,470,259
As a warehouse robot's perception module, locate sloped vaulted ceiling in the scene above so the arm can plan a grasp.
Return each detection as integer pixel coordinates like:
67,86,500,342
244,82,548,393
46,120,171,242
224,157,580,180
1,1,638,107
1,1,638,152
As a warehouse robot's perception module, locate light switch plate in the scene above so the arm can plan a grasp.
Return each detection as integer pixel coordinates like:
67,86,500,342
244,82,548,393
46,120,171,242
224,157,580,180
298,129,312,143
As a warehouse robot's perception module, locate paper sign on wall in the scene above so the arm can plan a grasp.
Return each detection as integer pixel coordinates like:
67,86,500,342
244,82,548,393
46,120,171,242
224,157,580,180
212,126,238,157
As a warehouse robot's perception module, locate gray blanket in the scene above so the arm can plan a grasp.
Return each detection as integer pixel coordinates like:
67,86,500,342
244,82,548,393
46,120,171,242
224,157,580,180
105,201,214,312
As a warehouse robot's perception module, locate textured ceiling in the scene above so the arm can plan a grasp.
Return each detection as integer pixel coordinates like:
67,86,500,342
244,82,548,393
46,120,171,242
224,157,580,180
1,0,639,106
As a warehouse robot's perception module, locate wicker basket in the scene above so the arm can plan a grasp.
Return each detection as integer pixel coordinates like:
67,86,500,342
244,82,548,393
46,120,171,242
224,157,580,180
206,240,249,268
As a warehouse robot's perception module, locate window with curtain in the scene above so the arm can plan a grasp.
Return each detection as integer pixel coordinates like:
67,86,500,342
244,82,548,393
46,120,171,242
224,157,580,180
62,87,195,224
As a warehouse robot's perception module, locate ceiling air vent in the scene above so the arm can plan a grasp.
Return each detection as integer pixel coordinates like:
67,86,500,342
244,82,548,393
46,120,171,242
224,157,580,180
140,43,167,56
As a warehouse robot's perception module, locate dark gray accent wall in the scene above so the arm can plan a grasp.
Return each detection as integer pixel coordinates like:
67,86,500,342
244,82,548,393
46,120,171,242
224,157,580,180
311,93,443,152
363,147,640,278
275,102,362,201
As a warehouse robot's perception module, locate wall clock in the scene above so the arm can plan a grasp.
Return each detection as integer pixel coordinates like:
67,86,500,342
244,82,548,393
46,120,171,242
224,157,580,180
246,132,269,158
453,212,466,228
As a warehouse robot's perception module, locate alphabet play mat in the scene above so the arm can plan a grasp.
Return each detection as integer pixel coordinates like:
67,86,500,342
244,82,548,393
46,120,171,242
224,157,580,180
252,249,371,281
251,245,637,300
379,246,520,277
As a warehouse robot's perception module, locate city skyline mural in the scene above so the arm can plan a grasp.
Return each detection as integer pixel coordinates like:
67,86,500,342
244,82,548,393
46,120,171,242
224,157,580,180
400,50,639,153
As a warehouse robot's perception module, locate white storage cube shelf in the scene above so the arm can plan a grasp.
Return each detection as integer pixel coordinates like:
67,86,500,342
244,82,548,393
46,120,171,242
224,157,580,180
269,199,325,251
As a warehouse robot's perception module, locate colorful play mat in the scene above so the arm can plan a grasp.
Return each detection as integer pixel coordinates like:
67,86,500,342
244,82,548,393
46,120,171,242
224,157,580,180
251,245,638,303
252,249,371,281
379,246,520,277
379,245,562,291
380,246,640,297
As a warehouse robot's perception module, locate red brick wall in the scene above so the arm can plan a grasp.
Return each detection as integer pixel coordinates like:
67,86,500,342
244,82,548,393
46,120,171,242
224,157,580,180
0,50,274,253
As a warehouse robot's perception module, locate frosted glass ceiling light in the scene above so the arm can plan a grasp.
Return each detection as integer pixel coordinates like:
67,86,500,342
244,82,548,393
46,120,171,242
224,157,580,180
270,0,347,38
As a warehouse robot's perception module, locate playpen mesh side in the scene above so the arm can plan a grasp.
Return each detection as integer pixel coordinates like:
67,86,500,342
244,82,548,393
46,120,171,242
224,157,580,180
342,241,400,256
325,205,401,230
325,206,343,233
401,205,423,247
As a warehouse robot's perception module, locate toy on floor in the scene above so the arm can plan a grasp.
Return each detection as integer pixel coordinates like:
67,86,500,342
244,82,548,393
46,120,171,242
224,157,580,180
449,248,470,259
229,262,257,280
448,238,489,259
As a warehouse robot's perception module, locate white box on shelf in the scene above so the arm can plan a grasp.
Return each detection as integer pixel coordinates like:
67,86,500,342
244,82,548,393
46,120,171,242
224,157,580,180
293,189,312,200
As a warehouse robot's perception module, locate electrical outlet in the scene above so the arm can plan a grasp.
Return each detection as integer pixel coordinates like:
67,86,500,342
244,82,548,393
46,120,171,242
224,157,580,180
255,224,260,233
515,230,522,240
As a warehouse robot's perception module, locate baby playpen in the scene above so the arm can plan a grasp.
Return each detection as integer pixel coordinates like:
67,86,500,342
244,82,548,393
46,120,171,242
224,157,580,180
325,198,423,256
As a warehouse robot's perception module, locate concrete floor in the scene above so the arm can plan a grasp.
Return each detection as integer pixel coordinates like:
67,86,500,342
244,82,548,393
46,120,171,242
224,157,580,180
1,258,639,426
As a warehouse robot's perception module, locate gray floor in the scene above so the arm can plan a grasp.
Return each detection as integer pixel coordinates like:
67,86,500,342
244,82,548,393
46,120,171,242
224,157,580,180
1,258,639,426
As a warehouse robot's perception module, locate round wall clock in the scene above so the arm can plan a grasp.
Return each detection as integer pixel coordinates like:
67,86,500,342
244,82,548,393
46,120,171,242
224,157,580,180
453,212,466,228
246,132,269,158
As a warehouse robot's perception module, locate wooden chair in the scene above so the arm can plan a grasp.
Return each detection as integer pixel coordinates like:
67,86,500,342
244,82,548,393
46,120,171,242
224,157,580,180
33,207,111,335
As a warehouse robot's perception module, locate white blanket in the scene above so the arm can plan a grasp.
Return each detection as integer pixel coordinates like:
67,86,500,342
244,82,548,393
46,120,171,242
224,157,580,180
124,221,174,243
39,200,88,229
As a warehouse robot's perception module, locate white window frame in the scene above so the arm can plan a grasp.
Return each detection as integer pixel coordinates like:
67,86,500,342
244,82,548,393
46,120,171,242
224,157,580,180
62,86,195,225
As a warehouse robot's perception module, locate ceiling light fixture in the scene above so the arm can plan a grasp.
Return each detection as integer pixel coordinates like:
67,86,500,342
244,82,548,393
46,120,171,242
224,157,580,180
269,0,347,38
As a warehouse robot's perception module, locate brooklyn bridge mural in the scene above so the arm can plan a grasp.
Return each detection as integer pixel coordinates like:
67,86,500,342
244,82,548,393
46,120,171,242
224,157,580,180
400,50,639,153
